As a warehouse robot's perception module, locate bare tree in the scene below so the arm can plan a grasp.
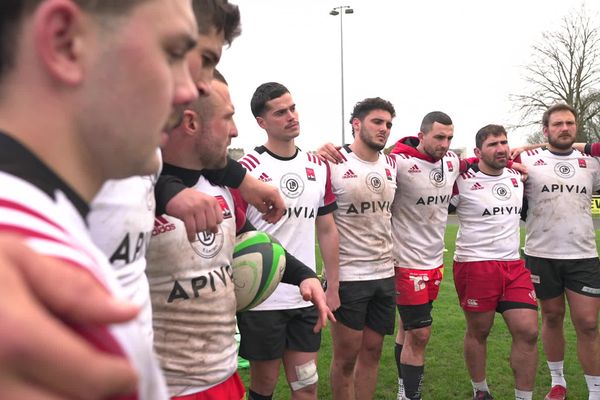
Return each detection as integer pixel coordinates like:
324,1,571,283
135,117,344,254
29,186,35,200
513,5,600,143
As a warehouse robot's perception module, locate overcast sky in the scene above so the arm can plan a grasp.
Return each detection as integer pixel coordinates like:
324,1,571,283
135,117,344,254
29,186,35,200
219,0,600,156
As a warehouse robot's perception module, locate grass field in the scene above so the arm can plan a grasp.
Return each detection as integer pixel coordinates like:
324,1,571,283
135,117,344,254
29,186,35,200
238,224,594,399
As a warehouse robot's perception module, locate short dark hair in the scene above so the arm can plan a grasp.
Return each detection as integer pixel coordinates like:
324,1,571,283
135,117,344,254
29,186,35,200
349,97,395,136
542,103,577,127
213,69,227,85
420,111,453,134
475,124,507,149
0,0,147,82
250,82,290,117
192,0,241,46
349,97,396,124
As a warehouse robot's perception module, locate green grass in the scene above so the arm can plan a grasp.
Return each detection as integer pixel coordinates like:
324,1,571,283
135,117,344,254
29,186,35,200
238,225,595,399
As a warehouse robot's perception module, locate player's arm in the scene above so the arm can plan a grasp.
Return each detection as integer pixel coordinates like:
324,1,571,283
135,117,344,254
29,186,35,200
316,212,341,313
510,143,546,160
0,236,138,399
316,143,344,164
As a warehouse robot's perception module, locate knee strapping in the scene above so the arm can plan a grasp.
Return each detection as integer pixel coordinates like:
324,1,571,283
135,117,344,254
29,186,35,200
289,360,318,391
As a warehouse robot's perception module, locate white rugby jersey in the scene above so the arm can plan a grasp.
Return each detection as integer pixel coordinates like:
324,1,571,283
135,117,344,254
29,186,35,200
0,133,168,400
330,146,396,281
238,146,337,310
89,175,156,339
146,173,239,396
518,148,600,259
391,138,461,270
451,167,523,262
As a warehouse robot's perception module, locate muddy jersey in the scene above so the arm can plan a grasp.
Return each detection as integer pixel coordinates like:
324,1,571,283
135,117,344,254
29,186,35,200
238,146,336,310
518,148,600,259
0,133,167,400
146,175,238,397
451,168,523,262
391,143,461,270
89,174,156,339
330,146,396,281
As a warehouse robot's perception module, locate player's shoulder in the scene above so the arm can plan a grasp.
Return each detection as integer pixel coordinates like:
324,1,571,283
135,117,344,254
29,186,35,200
445,150,459,159
238,148,263,171
382,153,397,169
457,170,477,181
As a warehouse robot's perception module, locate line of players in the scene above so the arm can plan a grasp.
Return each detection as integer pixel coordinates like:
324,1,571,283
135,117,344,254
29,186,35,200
0,1,599,400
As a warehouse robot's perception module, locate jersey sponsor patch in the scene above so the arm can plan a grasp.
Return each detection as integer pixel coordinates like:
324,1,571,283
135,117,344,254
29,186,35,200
153,215,176,236
305,167,316,181
511,177,519,187
579,158,587,168
385,168,393,181
446,161,454,172
342,169,357,179
215,195,232,219
258,172,272,182
408,164,421,173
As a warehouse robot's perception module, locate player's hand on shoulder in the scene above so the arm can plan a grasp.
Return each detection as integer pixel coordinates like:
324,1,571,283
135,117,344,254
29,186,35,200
316,143,343,164
510,162,528,182
166,188,223,240
298,277,336,333
239,175,285,224
0,236,138,399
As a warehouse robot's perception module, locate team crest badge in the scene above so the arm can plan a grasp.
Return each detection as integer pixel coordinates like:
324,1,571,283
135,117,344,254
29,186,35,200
280,173,305,198
305,167,316,181
215,195,232,219
554,162,575,178
578,158,587,168
492,183,511,201
429,167,445,187
365,172,384,194
190,227,224,259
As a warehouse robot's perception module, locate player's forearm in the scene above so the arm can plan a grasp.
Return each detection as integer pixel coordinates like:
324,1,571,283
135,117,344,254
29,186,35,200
316,216,340,287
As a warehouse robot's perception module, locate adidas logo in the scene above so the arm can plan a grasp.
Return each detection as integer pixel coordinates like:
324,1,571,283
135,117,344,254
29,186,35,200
470,182,484,190
467,299,479,307
258,172,272,182
408,164,421,173
152,215,176,236
533,159,547,166
342,169,357,179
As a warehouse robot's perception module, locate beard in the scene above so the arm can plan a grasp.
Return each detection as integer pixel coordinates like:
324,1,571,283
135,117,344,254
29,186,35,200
548,134,575,150
359,128,386,152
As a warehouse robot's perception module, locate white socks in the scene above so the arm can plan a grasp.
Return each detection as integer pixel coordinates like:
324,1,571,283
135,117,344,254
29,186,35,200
548,360,567,387
472,379,490,395
585,375,600,400
515,389,533,400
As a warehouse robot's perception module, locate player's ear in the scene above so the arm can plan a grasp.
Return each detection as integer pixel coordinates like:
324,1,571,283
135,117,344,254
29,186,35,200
256,116,266,130
474,147,481,158
183,110,199,135
417,131,425,142
34,0,87,85
351,117,360,135
542,126,549,138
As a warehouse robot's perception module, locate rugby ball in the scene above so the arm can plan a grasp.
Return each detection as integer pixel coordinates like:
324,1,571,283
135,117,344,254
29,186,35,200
233,231,286,312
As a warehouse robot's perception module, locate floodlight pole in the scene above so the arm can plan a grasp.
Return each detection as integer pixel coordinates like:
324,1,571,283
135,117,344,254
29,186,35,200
330,6,353,145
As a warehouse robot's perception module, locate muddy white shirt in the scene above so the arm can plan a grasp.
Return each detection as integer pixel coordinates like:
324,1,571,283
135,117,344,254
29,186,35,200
451,167,523,262
238,146,337,310
0,133,167,400
391,143,461,270
330,146,396,281
146,175,238,397
518,148,600,259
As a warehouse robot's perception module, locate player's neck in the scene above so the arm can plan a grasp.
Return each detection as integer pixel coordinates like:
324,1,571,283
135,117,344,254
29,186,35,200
478,162,503,176
546,143,573,154
349,142,379,162
264,137,296,158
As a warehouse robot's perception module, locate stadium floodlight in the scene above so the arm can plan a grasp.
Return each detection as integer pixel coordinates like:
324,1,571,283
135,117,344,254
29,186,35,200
329,6,354,145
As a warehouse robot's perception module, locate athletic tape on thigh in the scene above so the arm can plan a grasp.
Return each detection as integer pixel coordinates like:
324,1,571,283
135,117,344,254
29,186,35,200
290,360,318,391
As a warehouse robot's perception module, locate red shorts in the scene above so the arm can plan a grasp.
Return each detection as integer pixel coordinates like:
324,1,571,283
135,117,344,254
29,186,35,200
395,266,444,305
453,259,537,312
172,372,245,400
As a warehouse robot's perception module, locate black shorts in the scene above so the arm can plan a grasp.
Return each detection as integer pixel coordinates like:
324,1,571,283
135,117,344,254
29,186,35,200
334,277,396,335
237,306,321,361
525,255,600,299
397,301,434,330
